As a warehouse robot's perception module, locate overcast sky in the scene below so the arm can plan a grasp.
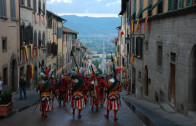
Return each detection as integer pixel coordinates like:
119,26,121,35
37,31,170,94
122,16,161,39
46,0,121,17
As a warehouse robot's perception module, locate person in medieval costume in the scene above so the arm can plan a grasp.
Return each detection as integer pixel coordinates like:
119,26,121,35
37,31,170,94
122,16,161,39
58,75,68,106
37,73,53,118
70,74,85,118
104,54,122,121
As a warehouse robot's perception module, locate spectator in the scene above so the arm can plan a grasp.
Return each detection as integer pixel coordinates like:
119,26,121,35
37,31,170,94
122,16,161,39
19,76,27,100
0,76,3,94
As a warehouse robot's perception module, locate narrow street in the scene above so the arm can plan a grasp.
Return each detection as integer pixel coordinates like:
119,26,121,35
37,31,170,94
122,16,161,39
0,99,144,126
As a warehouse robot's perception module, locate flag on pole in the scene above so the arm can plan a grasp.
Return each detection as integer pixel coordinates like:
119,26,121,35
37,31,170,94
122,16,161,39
131,21,134,34
24,45,28,61
144,17,148,33
131,54,134,64
120,31,124,37
135,19,140,33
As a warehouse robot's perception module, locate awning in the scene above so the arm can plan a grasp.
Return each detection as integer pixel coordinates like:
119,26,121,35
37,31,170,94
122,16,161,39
137,4,152,18
149,0,163,10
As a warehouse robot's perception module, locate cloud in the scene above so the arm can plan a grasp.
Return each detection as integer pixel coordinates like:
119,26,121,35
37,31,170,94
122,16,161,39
95,0,102,2
106,0,121,6
57,13,119,18
49,0,72,4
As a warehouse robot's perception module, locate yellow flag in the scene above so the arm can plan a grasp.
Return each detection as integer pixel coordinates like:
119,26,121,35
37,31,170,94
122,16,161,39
24,45,28,61
135,19,139,33
30,44,34,58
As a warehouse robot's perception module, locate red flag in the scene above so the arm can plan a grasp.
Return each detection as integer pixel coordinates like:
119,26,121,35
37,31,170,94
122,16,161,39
120,31,124,37
144,17,148,33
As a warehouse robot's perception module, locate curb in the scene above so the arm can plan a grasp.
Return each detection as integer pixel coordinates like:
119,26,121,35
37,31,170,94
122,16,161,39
16,102,39,112
121,95,178,126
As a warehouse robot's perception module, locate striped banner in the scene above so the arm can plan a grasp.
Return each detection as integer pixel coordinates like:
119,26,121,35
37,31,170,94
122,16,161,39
24,45,28,61
135,19,140,33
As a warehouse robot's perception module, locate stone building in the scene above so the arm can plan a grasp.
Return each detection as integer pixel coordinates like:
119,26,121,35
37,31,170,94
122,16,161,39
46,11,66,77
0,0,20,91
119,0,196,114
62,27,78,74
19,0,47,89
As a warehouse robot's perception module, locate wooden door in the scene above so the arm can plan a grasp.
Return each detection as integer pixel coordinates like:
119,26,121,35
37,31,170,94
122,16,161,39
170,64,175,100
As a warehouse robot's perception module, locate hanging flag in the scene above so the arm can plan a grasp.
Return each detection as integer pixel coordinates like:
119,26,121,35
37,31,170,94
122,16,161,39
128,19,130,26
30,64,33,78
72,39,77,45
53,34,55,42
144,17,148,33
36,47,38,57
120,31,124,37
24,45,28,61
135,19,140,33
30,44,34,58
34,13,38,24
131,21,134,34
131,54,134,64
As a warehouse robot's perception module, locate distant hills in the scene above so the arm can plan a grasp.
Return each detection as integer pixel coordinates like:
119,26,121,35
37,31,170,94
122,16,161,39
61,15,121,38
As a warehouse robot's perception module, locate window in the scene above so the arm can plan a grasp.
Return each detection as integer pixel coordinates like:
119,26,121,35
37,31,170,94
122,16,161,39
20,23,25,46
38,31,41,46
38,0,41,14
0,0,7,18
157,43,163,66
131,37,135,54
178,0,184,9
20,0,24,6
42,32,45,46
2,37,7,52
43,2,45,15
139,0,143,19
148,0,152,16
10,0,15,20
3,67,8,85
186,0,193,6
136,37,143,58
157,0,163,14
133,0,136,20
34,30,37,46
27,0,31,8
170,52,176,63
34,0,37,12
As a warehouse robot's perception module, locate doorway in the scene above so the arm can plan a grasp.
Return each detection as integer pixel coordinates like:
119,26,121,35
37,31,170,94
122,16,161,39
144,66,148,96
170,63,176,105
189,46,196,110
11,60,17,91
26,65,30,88
132,67,136,95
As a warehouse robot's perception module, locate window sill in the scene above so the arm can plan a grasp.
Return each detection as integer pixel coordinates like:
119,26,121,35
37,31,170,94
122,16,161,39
0,17,8,20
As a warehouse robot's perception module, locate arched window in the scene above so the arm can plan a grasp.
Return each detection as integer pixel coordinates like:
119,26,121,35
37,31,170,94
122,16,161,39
43,2,45,15
38,31,41,46
34,0,37,12
34,30,37,46
38,0,41,14
42,32,45,46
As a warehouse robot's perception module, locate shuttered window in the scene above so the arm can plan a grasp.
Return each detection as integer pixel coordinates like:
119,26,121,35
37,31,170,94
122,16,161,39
186,0,193,6
132,37,135,54
157,0,163,14
42,32,45,46
136,37,143,58
20,23,25,46
34,30,37,46
38,0,41,14
168,0,174,11
0,0,6,18
43,2,45,15
27,0,31,8
38,31,41,46
148,0,152,16
10,0,15,20
139,0,143,19
34,0,37,12
127,0,130,19
178,0,184,9
20,0,24,5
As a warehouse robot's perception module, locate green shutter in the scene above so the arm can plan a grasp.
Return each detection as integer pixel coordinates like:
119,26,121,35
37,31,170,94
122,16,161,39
127,0,130,18
178,0,183,9
186,0,193,6
168,0,174,11
132,37,135,54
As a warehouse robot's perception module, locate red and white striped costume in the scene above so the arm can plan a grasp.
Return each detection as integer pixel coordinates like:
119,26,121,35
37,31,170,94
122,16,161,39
104,79,122,111
70,92,85,109
40,96,52,112
90,91,99,106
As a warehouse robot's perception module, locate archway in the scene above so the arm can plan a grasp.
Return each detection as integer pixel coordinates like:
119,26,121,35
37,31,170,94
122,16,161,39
189,45,196,110
11,60,17,91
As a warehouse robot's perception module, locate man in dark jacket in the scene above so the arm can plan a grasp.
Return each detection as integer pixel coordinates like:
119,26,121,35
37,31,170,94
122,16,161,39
19,76,27,100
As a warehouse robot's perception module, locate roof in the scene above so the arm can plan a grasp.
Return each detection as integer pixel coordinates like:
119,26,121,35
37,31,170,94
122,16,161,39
47,10,66,21
119,0,129,15
63,27,78,34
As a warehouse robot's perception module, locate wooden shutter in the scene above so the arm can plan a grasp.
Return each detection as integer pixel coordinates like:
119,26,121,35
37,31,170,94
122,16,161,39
168,0,174,11
43,2,45,15
127,0,130,18
186,0,193,6
34,30,37,46
132,37,135,54
2,0,6,17
178,0,183,9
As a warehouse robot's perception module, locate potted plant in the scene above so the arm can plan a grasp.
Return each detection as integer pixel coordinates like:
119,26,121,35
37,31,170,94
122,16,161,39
0,90,14,116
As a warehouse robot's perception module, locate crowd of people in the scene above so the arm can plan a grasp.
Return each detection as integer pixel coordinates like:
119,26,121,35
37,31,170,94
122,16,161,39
36,67,122,121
